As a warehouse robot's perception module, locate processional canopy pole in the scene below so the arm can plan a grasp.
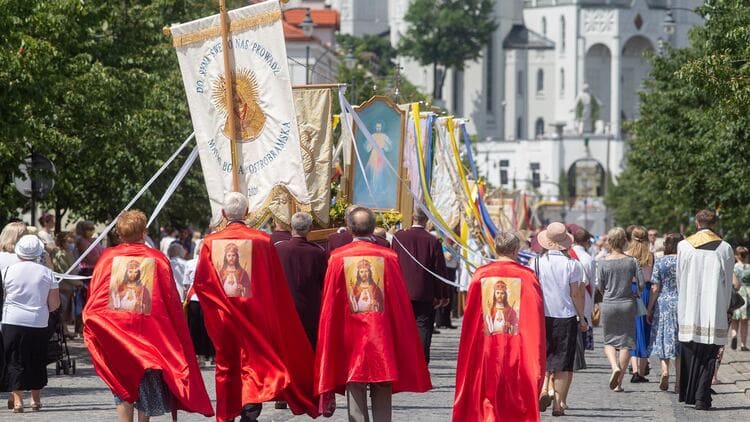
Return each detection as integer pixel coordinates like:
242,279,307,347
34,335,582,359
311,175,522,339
219,0,241,192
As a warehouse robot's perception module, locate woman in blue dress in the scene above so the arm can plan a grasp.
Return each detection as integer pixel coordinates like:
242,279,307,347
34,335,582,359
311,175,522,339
646,233,683,392
626,226,654,383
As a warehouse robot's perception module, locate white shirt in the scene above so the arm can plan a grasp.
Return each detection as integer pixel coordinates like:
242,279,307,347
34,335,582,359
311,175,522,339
2,261,59,328
183,257,199,302
532,251,583,318
169,257,186,302
0,252,20,272
572,245,595,321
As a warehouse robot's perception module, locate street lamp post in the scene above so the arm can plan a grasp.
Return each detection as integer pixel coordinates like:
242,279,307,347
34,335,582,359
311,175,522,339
300,9,314,84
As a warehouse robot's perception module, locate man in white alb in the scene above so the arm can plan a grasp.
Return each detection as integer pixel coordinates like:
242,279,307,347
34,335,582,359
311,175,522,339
677,209,734,410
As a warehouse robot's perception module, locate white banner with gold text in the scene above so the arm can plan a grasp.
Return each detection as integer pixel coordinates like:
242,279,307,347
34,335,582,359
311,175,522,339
171,1,309,221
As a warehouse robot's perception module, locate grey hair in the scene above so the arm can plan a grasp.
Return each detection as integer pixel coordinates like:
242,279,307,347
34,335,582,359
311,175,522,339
167,243,186,258
222,192,249,221
494,231,521,257
290,212,313,235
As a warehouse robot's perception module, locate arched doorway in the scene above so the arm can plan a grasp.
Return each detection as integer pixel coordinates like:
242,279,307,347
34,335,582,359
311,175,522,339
584,44,611,129
621,36,654,121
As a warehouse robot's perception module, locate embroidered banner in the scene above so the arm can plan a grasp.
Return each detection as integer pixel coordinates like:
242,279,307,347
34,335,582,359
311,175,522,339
264,87,333,226
171,1,309,221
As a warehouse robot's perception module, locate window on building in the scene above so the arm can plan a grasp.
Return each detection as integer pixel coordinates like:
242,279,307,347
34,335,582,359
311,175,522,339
517,70,523,96
542,17,547,36
499,159,509,185
486,38,493,112
516,117,523,139
536,69,544,93
560,68,565,96
560,16,566,52
535,118,545,138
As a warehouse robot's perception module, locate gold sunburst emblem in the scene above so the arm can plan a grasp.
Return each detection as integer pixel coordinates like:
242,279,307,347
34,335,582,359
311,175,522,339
211,68,266,142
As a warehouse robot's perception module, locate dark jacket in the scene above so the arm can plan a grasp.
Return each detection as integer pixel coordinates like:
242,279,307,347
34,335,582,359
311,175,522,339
391,226,448,303
275,236,327,347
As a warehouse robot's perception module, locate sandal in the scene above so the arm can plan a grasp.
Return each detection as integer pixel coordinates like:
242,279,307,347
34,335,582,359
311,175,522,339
12,406,23,414
613,386,625,392
659,374,669,391
552,408,565,417
6,397,12,410
539,394,553,412
31,403,41,412
609,369,622,390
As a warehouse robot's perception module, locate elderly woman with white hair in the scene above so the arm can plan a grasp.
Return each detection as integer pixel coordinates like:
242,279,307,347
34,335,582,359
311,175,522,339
2,235,60,413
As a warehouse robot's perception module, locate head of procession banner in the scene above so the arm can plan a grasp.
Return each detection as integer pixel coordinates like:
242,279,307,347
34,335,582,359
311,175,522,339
169,0,310,224
349,96,406,212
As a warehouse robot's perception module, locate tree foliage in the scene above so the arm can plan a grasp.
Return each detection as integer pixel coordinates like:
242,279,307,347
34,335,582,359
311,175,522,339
608,0,750,240
335,33,427,107
398,0,497,99
0,0,247,231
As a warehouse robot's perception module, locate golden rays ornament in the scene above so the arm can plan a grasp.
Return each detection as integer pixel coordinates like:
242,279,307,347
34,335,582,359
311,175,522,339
212,68,266,142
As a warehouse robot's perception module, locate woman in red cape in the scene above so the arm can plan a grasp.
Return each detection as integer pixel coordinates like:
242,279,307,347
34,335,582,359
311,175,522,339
453,232,545,422
83,210,213,420
193,198,320,421
315,239,432,397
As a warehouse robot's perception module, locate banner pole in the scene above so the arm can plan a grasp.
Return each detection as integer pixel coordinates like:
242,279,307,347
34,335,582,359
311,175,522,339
219,0,241,192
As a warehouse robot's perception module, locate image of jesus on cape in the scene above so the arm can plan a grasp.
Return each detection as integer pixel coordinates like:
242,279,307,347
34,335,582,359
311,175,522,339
484,279,518,335
110,259,152,314
365,122,392,195
218,243,251,298
349,258,385,313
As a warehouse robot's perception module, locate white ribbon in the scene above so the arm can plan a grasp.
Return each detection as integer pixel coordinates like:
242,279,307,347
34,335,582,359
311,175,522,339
61,133,196,279
147,147,200,227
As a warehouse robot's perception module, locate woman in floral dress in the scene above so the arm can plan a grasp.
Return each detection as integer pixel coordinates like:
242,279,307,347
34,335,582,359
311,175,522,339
646,233,683,392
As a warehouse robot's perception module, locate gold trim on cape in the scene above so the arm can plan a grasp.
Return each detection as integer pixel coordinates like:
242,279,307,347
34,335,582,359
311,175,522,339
686,230,722,248
245,184,312,228
172,9,282,48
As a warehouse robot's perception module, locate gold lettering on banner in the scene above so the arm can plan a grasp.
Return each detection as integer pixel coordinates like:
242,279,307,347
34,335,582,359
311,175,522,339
172,9,282,48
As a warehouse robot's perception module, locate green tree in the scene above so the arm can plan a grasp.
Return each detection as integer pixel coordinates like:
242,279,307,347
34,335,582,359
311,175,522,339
398,0,497,100
0,1,249,230
608,1,750,240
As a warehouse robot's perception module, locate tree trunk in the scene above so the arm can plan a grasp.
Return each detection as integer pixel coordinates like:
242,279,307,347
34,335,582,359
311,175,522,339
432,63,447,101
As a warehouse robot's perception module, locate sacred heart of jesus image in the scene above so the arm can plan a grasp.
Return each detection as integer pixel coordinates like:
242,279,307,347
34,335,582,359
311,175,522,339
211,67,266,142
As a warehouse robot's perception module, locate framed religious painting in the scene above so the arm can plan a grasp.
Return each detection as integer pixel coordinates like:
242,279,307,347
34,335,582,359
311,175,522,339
348,96,406,212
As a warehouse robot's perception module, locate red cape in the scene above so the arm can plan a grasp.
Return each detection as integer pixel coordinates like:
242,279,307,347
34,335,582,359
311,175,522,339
83,242,213,416
194,223,319,421
315,241,432,395
453,260,545,422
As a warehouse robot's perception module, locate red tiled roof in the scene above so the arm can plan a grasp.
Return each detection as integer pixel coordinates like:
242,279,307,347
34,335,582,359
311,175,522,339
283,21,312,41
283,8,340,28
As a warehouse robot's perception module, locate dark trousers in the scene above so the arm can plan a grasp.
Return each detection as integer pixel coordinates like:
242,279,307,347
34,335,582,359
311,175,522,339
679,341,720,406
411,301,434,364
435,268,457,327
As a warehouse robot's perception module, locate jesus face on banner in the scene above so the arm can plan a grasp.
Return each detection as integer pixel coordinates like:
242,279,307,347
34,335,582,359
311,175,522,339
211,239,253,298
481,277,521,335
344,256,385,314
109,257,154,315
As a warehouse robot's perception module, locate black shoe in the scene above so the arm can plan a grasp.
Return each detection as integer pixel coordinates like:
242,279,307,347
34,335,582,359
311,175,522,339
695,400,711,411
731,337,738,350
239,404,262,422
445,324,458,329
274,401,287,409
630,374,649,383
433,328,441,334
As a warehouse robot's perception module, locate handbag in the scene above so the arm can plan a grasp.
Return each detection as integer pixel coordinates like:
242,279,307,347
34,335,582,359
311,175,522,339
729,290,746,314
592,303,601,326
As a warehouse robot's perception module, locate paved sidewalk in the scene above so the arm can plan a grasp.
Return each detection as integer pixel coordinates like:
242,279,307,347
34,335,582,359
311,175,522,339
5,323,750,420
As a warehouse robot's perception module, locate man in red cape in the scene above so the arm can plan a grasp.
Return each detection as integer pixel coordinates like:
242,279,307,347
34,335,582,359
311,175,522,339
453,231,545,422
194,192,319,422
316,207,431,421
84,210,213,420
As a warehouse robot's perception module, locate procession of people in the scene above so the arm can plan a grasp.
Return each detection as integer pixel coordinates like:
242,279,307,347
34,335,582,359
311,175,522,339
0,201,744,421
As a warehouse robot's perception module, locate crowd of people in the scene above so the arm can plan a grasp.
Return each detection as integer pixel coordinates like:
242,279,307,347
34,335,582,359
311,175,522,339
0,202,745,421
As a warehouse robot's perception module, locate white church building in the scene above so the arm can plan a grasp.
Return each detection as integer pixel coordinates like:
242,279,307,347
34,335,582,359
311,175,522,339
290,0,705,232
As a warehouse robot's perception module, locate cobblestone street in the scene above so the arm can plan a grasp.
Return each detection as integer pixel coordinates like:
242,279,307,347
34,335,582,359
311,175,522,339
8,323,750,421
